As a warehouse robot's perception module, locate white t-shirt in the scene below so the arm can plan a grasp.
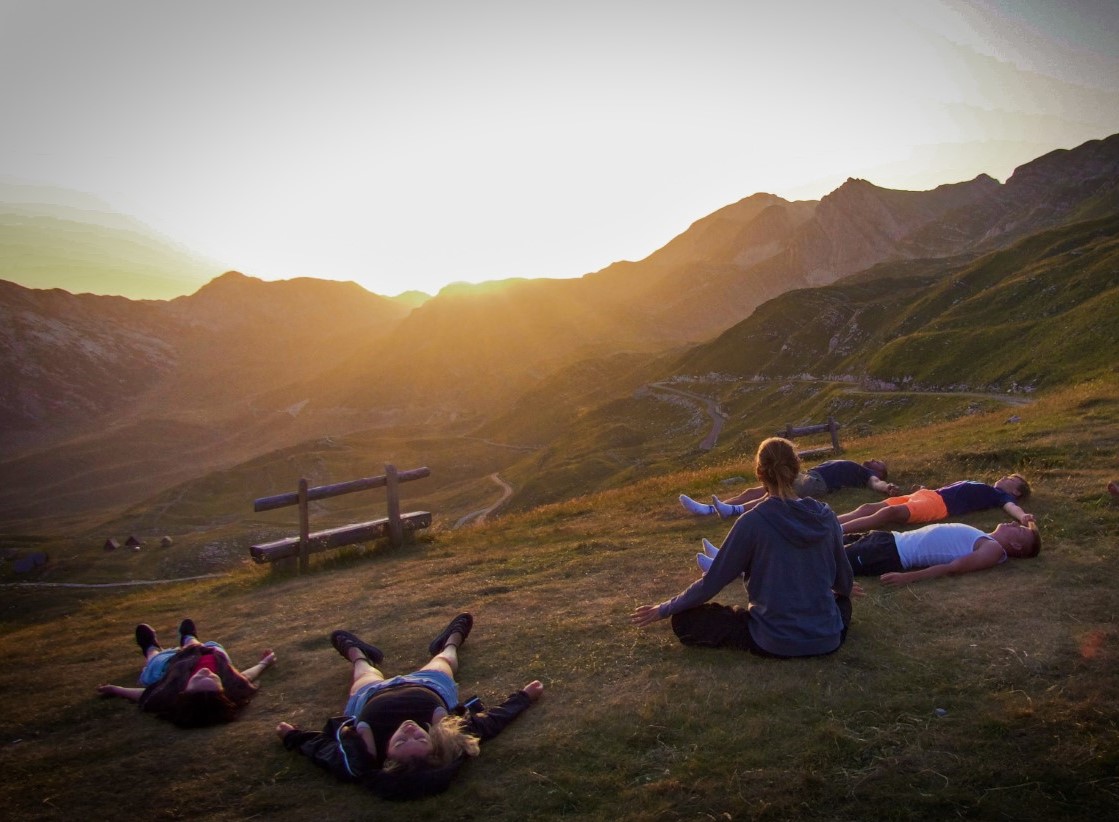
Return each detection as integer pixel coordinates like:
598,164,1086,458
893,523,1005,569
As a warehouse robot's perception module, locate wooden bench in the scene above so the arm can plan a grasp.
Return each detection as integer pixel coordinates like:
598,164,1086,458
778,416,841,458
250,464,432,572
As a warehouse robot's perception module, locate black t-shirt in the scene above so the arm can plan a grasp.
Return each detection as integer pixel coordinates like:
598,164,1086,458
357,684,446,767
813,460,872,492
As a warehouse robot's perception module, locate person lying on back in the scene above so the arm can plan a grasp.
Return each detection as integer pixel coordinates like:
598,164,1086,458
680,458,898,518
841,520,1040,586
836,474,1033,534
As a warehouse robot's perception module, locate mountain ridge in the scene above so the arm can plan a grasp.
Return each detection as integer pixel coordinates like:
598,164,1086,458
2,133,1118,531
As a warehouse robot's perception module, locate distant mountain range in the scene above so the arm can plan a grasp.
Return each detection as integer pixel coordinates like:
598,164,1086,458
0,182,221,300
1,133,1117,529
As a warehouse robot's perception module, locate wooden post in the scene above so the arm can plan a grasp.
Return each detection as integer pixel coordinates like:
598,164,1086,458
298,477,310,574
385,463,403,548
828,416,840,452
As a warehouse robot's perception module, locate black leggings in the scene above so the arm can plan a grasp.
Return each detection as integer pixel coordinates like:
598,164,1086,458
670,595,852,658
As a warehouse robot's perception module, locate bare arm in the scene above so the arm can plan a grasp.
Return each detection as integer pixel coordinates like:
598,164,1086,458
241,649,276,683
879,539,1005,586
867,477,900,496
97,684,145,701
1003,501,1034,524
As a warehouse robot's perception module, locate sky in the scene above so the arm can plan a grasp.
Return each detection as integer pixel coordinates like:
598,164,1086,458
2,0,1119,297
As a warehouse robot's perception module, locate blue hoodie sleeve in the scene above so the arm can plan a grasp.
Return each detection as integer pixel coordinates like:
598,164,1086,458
658,516,754,618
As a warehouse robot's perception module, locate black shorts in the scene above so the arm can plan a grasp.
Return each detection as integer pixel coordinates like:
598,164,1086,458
844,531,903,576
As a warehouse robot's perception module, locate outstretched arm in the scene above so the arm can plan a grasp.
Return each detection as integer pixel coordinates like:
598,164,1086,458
241,649,276,683
630,604,664,627
879,539,1005,586
97,684,145,701
1003,501,1034,524
867,476,900,496
464,684,542,742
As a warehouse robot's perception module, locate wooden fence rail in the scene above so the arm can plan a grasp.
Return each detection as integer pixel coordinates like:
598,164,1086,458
250,464,431,573
778,416,841,458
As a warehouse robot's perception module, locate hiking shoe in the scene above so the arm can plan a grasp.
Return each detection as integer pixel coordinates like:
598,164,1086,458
679,494,715,516
178,618,197,645
135,623,161,655
429,612,474,656
330,630,384,665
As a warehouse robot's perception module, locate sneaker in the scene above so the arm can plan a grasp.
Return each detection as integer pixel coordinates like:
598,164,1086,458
330,630,384,665
712,496,741,519
696,552,714,573
429,613,474,656
680,494,715,516
178,618,197,645
701,538,720,558
135,623,161,655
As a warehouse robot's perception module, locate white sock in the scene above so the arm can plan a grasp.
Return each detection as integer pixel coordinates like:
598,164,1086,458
680,494,715,516
696,552,714,573
712,495,744,519
702,538,720,558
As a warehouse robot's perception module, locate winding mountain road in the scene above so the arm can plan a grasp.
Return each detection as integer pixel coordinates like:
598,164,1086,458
454,473,514,528
647,382,727,450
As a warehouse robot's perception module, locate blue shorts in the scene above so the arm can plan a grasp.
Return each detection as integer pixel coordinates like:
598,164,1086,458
344,669,459,716
138,642,226,686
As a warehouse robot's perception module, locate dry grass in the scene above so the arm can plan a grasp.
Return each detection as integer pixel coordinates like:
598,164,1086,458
1,378,1118,821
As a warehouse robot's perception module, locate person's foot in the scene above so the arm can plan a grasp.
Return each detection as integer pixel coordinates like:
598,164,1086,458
429,613,474,655
135,623,160,655
712,496,742,519
680,494,715,516
330,630,384,665
696,552,714,573
701,538,720,558
178,618,197,646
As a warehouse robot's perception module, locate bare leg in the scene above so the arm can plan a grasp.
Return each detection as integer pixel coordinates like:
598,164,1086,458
840,505,912,534
722,486,766,507
418,630,464,678
347,646,386,695
837,500,889,525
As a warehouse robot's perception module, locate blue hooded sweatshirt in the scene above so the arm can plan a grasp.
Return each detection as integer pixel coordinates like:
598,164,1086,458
659,496,853,656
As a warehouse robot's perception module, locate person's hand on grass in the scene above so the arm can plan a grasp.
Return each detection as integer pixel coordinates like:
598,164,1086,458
630,604,662,627
522,680,544,701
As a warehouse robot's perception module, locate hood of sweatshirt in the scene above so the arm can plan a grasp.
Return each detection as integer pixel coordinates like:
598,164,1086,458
753,496,837,548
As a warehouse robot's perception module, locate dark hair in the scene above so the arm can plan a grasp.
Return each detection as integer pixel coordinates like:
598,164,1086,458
168,690,240,728
863,459,888,480
367,756,465,800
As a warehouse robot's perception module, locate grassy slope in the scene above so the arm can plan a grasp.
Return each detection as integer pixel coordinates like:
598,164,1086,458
2,376,1117,821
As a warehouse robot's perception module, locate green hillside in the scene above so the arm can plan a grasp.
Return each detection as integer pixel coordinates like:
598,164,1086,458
673,216,1119,391
1,376,1117,820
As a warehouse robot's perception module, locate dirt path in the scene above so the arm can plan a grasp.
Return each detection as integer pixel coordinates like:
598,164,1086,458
454,473,514,528
647,383,727,450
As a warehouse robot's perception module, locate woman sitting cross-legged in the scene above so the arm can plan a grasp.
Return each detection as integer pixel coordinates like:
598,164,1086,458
97,619,275,727
276,612,544,800
632,437,858,658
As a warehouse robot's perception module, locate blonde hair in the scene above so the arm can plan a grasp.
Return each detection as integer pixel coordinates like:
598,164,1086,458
755,437,801,499
381,715,480,774
1008,473,1031,498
